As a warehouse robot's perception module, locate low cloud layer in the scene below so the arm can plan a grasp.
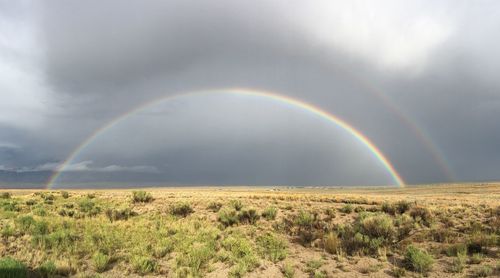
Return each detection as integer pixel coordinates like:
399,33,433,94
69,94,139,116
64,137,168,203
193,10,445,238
1,1,499,187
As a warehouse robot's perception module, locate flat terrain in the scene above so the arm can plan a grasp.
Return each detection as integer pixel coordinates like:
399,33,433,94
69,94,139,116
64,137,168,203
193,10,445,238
0,183,499,277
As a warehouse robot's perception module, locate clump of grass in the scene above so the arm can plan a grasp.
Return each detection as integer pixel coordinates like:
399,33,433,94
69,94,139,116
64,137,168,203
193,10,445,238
153,239,174,258
294,210,317,245
403,245,434,274
359,213,394,241
131,255,157,275
392,267,406,278
409,206,434,226
323,232,341,254
92,251,110,273
207,201,223,212
1,224,15,238
131,191,153,203
305,259,323,275
169,202,194,217
229,199,243,211
339,204,353,214
0,192,11,199
282,262,295,278
60,191,70,199
222,234,259,277
449,250,466,273
79,198,101,216
261,206,277,220
0,257,28,278
238,208,260,224
38,260,56,278
257,233,287,262
470,253,484,264
105,207,133,222
381,202,396,215
218,209,239,227
395,200,413,214
445,243,467,257
16,215,36,231
472,265,493,277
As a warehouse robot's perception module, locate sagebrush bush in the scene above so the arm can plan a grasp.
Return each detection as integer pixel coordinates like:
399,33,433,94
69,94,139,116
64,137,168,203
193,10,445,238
60,191,69,199
131,191,153,203
409,206,434,226
169,203,194,217
403,245,434,273
207,201,222,212
262,206,277,220
359,213,395,241
229,199,243,211
105,207,133,222
257,233,287,262
0,257,28,278
395,200,413,214
0,192,11,199
340,204,354,214
238,208,260,224
79,198,101,216
16,215,36,231
218,209,239,227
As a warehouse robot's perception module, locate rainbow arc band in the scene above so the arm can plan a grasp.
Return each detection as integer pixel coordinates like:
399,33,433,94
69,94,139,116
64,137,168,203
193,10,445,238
46,88,405,188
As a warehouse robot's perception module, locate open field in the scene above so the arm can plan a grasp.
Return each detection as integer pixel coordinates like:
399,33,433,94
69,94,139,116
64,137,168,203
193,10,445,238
0,183,499,277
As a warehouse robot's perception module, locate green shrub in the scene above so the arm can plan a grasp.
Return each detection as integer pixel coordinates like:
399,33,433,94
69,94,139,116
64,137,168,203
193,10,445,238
409,206,434,226
472,265,493,277
105,207,133,222
0,192,11,199
169,202,194,217
359,214,394,241
392,267,406,278
257,233,287,262
323,232,341,254
131,256,157,275
16,215,36,231
403,245,434,273
207,201,223,212
450,251,466,273
395,200,413,214
229,199,243,211
38,260,56,278
445,243,467,257
25,199,36,206
79,198,101,216
381,202,396,215
131,191,153,203
33,206,47,216
262,207,277,220
1,224,14,238
238,208,260,224
340,204,353,213
218,209,239,227
282,262,295,278
92,251,110,273
31,220,49,236
470,253,484,264
0,257,28,278
60,191,70,199
222,234,259,277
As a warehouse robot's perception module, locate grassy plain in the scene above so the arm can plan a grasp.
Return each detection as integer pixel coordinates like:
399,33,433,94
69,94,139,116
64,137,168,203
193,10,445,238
0,183,499,277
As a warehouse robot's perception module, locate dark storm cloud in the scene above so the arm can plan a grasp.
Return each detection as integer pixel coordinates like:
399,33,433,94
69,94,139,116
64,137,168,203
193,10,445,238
1,0,500,186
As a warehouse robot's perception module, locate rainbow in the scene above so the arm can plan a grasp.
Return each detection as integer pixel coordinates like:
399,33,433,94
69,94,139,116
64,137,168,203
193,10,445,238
46,88,406,188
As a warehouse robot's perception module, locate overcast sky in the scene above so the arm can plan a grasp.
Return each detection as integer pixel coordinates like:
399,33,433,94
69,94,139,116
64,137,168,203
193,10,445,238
1,0,499,187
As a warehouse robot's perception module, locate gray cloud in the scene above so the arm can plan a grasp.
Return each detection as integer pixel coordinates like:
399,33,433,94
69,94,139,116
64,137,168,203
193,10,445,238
1,0,499,187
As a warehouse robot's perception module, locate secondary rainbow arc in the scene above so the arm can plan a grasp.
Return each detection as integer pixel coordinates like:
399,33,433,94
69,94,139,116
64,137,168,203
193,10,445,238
46,88,406,188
